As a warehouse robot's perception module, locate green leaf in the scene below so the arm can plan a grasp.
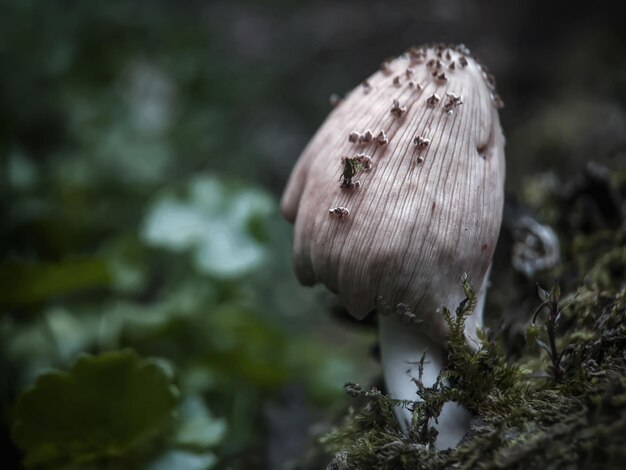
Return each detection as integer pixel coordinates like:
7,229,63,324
173,395,226,449
12,349,178,468
141,176,274,279
536,283,550,302
558,292,579,312
149,450,217,470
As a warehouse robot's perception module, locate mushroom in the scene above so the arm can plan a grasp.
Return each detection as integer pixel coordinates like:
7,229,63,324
281,44,505,449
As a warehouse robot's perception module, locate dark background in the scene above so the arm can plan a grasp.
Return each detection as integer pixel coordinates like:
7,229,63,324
1,1,624,468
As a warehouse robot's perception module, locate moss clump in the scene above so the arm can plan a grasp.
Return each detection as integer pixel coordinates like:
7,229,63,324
323,284,626,469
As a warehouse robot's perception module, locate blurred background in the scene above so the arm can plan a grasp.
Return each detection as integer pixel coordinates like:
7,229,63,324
1,1,624,468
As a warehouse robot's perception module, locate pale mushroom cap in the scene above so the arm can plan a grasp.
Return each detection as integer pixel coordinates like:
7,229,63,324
281,44,505,342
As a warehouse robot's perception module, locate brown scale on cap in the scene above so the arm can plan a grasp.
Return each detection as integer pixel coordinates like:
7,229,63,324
413,135,430,149
376,129,389,145
408,47,426,64
390,99,407,118
408,80,423,91
360,129,373,143
329,94,341,107
492,93,505,109
433,71,448,83
443,92,463,114
328,206,349,218
426,93,441,107
455,43,471,55
380,61,392,75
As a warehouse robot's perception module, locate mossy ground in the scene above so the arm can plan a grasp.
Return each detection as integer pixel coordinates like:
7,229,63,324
313,168,626,469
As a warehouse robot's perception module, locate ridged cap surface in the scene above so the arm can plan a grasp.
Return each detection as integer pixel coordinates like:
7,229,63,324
281,44,505,341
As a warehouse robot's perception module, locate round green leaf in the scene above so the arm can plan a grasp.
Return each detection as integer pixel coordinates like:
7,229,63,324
12,349,178,467
142,176,273,279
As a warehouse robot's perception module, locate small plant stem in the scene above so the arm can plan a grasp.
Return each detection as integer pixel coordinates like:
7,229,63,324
546,311,562,381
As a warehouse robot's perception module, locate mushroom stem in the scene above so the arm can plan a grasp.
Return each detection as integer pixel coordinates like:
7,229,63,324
378,314,472,449
378,272,490,450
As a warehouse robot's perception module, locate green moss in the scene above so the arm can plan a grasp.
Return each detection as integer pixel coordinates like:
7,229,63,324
322,284,626,469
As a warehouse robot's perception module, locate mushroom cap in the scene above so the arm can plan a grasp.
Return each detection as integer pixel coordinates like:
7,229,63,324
281,44,505,342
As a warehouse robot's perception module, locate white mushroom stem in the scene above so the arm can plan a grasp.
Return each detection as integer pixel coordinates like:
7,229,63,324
379,315,472,449
378,272,489,450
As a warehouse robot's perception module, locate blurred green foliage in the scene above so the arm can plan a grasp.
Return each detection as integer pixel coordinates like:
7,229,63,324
13,350,178,468
2,0,622,468
0,1,375,468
